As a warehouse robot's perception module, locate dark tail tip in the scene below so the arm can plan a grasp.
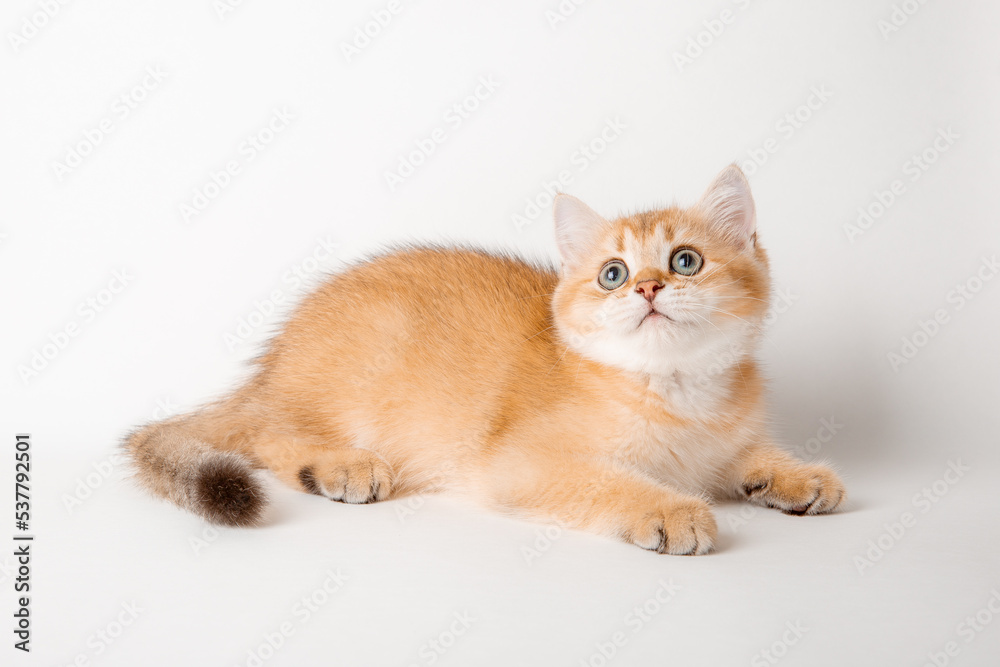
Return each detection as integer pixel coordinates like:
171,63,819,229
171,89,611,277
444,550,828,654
194,455,267,527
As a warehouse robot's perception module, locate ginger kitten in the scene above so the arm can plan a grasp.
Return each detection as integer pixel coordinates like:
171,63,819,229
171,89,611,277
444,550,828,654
125,165,844,555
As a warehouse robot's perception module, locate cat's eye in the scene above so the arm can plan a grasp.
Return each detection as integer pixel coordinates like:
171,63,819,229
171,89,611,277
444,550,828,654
598,260,629,290
670,248,703,276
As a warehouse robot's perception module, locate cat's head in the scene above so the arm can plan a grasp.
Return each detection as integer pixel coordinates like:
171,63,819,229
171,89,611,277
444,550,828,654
551,165,771,378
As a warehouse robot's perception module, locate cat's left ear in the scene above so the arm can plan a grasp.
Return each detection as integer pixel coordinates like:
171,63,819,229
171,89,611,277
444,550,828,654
553,194,610,267
696,164,757,248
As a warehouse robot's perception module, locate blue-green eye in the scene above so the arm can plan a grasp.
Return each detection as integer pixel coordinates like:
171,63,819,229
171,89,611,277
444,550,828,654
670,248,703,276
598,260,629,290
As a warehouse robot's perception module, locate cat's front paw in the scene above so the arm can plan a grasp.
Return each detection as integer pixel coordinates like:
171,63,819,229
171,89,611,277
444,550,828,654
621,498,717,555
742,463,845,515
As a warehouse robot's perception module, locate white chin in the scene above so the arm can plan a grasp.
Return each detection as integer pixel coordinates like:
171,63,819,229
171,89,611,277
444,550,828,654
565,316,749,377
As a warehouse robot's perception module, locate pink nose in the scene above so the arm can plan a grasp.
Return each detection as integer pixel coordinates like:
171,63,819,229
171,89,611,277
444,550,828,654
635,280,663,302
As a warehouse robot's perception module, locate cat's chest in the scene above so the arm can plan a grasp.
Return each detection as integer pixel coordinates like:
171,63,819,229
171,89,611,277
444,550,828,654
612,415,740,494
608,382,751,495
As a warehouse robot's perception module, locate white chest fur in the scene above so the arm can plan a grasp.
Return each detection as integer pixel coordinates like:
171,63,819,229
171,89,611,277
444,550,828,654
610,372,754,497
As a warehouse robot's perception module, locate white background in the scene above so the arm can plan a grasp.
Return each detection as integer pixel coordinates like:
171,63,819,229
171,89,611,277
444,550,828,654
2,1,999,665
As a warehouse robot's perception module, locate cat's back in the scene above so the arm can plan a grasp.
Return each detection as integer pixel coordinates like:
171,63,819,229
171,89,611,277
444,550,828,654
347,244,556,310
316,244,556,329
266,245,561,381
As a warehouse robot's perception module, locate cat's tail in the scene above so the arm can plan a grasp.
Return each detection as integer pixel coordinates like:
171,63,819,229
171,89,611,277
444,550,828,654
122,402,267,527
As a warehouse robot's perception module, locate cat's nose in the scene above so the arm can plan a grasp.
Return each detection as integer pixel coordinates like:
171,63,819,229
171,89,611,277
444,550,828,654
635,280,663,302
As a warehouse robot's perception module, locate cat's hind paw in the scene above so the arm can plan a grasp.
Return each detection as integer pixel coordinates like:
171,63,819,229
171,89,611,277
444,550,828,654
298,448,394,504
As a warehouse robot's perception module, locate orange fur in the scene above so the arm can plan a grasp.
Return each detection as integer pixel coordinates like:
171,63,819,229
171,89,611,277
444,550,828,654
124,165,844,554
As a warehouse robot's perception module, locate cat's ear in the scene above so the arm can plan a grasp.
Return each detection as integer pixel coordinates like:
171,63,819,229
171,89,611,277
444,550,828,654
696,164,757,248
553,194,609,267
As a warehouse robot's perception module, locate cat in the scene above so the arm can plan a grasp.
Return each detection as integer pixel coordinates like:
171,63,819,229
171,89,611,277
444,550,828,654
124,164,845,555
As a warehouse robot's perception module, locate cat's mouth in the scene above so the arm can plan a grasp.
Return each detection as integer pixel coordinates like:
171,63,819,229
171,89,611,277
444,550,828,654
642,308,674,325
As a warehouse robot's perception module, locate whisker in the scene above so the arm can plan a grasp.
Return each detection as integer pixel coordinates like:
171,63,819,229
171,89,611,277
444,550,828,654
516,292,557,301
546,346,571,376
718,295,770,303
689,254,742,288
695,277,743,292
685,303,779,351
521,325,555,343
685,311,750,393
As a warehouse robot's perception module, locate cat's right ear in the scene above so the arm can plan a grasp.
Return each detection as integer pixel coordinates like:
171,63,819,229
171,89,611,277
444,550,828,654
554,194,609,268
696,164,757,249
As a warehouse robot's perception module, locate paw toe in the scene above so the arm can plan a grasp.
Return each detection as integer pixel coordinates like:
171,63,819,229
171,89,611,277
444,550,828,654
628,501,717,556
301,450,394,504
